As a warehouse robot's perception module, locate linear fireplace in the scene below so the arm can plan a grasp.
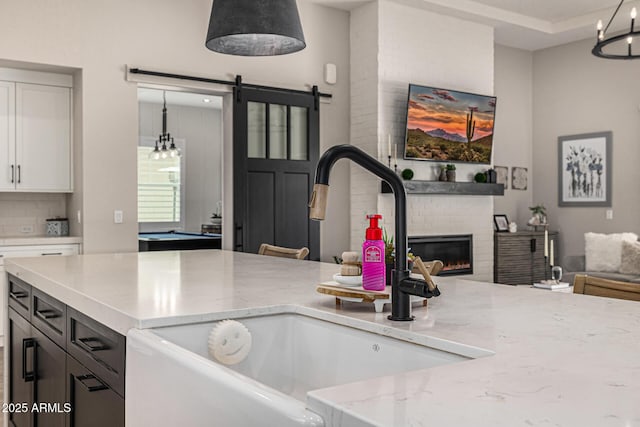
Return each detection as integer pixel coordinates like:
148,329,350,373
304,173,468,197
408,234,473,276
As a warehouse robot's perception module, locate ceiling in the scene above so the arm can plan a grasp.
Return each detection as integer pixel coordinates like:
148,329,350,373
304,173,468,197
311,0,639,51
137,88,222,109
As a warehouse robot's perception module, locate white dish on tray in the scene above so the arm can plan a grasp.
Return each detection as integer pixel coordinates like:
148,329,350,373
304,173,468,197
332,273,363,287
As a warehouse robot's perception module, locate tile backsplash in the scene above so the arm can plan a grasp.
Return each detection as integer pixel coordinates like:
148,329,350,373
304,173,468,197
0,193,67,236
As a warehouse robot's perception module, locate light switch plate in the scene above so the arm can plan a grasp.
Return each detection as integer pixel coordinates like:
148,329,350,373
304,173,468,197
114,210,124,224
606,209,613,220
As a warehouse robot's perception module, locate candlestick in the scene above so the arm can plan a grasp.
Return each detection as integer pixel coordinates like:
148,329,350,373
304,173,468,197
544,256,549,280
550,240,554,267
387,155,391,169
394,144,397,164
388,135,391,158
544,229,549,258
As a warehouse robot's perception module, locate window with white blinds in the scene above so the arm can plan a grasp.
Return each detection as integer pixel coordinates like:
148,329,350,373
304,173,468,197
138,145,183,224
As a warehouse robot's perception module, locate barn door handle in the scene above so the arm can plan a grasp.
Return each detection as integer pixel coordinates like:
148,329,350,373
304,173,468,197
234,223,244,251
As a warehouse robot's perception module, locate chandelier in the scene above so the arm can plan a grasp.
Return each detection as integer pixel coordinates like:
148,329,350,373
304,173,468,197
149,91,180,160
593,0,639,59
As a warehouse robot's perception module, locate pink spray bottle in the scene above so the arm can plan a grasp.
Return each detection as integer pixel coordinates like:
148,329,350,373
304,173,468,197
362,214,386,291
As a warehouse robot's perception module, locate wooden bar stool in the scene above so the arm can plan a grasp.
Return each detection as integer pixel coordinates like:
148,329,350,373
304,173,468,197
573,274,640,302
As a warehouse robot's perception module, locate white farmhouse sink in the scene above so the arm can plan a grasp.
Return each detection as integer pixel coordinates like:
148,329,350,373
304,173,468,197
126,309,491,427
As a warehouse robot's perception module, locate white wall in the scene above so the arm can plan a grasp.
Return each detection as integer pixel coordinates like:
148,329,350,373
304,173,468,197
139,101,222,233
532,38,640,261
350,0,496,281
0,0,351,257
493,44,533,227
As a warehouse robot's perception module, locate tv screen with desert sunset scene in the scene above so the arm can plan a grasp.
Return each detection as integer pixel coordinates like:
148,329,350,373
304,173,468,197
404,84,497,164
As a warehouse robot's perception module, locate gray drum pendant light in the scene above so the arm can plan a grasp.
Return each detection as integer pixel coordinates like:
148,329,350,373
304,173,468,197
205,0,306,56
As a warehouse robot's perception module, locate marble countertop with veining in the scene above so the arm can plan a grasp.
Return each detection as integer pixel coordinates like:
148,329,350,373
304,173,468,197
5,250,640,426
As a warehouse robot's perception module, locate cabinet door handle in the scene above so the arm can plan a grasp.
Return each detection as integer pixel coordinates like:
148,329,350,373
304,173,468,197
76,374,108,392
17,164,21,184
41,252,63,256
530,238,536,253
22,338,36,382
35,309,61,321
10,165,14,184
77,337,108,352
9,290,28,300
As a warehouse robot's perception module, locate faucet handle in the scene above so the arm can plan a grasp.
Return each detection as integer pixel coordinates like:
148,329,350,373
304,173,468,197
413,257,438,292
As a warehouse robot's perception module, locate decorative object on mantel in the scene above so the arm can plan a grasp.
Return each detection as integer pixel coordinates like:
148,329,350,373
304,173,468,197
446,164,456,182
486,168,497,184
558,131,612,207
149,91,181,160
527,204,547,230
494,166,508,188
474,172,487,183
401,168,414,180
592,0,639,60
438,165,447,181
205,0,306,56
493,214,509,232
511,167,528,190
508,221,518,233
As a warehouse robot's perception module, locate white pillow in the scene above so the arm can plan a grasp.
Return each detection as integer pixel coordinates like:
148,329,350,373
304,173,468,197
584,232,638,272
620,240,640,275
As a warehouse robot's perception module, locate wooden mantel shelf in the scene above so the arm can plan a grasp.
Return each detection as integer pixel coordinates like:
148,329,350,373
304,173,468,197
381,180,504,196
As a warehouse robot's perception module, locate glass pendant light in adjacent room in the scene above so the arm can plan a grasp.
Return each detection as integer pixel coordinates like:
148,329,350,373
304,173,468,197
149,91,181,159
205,0,306,56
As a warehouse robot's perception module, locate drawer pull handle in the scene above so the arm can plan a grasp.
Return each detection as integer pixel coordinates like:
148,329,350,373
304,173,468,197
22,338,36,382
35,309,61,321
41,252,63,256
9,291,28,300
76,374,108,392
77,337,108,352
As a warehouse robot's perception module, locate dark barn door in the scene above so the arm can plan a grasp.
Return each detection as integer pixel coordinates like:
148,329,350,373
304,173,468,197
233,86,320,260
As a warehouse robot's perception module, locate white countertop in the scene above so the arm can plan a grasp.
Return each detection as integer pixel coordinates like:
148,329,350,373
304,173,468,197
0,236,82,246
5,250,640,426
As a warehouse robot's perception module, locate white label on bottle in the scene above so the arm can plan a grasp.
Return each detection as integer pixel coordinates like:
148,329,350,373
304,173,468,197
364,246,382,263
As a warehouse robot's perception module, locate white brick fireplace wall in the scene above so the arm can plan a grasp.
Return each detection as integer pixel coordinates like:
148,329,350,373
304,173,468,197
350,0,495,281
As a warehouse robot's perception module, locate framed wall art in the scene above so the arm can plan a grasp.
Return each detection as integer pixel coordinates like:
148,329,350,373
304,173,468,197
494,166,508,189
511,167,528,190
558,131,612,207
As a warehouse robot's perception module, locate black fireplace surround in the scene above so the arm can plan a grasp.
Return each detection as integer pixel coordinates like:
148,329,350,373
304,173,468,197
408,234,473,276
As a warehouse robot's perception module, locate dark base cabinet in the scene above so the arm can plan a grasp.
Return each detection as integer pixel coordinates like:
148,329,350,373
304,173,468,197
67,356,124,427
8,308,33,427
7,274,125,427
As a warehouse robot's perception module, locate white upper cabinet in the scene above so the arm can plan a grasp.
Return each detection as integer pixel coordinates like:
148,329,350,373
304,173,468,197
0,81,16,191
0,68,73,193
16,83,72,192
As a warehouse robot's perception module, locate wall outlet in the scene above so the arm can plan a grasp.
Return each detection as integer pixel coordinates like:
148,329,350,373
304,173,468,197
606,209,613,220
20,225,34,233
114,210,123,224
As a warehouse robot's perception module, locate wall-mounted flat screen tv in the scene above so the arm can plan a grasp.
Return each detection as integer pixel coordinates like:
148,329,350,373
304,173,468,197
404,84,497,164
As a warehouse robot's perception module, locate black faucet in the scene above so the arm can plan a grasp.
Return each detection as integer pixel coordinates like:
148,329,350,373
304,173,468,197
308,144,440,321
